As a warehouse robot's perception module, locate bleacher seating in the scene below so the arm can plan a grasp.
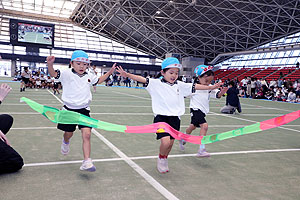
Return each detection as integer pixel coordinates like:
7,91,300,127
265,67,297,81
252,67,278,80
238,68,264,79
214,67,298,82
225,68,249,81
284,68,300,81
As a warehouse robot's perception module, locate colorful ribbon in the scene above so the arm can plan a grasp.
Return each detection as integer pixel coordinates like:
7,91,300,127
20,97,300,144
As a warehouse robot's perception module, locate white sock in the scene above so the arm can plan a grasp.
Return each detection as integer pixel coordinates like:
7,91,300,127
200,144,205,150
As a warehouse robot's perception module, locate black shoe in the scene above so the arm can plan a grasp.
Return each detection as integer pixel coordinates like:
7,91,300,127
20,88,22,92
22,88,25,91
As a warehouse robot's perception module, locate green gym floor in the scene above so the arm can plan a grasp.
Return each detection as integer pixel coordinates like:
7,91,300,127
1,78,299,200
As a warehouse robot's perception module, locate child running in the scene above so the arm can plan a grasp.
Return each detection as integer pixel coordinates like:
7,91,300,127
46,50,116,172
179,65,228,157
116,58,222,173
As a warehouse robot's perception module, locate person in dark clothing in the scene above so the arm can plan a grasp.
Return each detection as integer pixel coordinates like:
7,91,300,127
220,81,242,114
0,83,24,174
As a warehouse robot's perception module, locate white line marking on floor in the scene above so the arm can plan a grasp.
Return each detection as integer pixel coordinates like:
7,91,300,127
24,148,300,167
10,124,300,130
5,112,290,117
112,91,150,100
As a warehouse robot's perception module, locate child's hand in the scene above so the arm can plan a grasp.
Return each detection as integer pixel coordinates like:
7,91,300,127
108,63,117,74
0,130,10,146
220,85,228,92
0,83,12,102
116,66,128,77
210,82,222,89
46,56,55,65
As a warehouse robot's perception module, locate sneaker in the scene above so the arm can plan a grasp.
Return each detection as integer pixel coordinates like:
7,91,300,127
20,88,22,92
164,159,169,173
80,158,96,172
61,140,70,155
179,139,186,151
157,158,168,173
196,149,211,158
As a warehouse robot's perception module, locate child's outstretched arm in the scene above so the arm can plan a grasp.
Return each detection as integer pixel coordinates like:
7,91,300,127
217,86,228,98
195,82,223,90
98,63,117,84
46,56,57,77
116,66,147,83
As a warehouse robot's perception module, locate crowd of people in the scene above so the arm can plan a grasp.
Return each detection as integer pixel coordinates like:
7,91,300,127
219,76,300,103
13,67,61,94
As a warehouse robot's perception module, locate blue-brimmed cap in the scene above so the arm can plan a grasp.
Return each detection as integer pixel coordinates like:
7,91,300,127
161,57,182,70
194,65,214,77
71,50,90,63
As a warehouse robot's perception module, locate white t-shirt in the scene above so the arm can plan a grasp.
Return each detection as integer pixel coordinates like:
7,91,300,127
22,70,31,78
189,89,219,114
241,79,248,86
146,78,194,116
56,68,98,109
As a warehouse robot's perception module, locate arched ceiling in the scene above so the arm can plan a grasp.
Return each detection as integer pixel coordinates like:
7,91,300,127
71,0,300,63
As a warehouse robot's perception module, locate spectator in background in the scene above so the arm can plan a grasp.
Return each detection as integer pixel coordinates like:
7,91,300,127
277,78,283,88
261,78,268,93
250,78,256,98
269,78,277,88
0,83,24,174
241,76,248,97
286,78,293,90
296,94,300,103
20,67,31,92
287,89,296,103
221,81,241,114
274,87,285,101
246,76,251,98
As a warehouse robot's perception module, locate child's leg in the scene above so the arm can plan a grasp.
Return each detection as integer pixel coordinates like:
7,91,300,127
199,123,208,150
197,123,210,157
160,137,175,157
157,136,174,173
179,124,197,150
80,127,96,172
63,131,73,143
186,124,197,134
61,131,73,155
81,127,92,160
159,136,173,156
199,123,208,136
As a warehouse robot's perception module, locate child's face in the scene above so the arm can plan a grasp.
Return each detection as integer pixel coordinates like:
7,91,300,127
198,75,214,85
161,68,179,84
71,61,89,74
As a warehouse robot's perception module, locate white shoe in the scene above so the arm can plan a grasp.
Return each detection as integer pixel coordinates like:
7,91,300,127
61,140,70,155
196,149,211,158
80,158,96,172
164,159,169,172
179,139,186,151
157,158,168,173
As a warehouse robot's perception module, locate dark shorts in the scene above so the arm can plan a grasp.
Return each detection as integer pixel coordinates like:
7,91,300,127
53,82,59,89
22,77,29,84
153,115,180,140
190,108,207,127
57,106,91,132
